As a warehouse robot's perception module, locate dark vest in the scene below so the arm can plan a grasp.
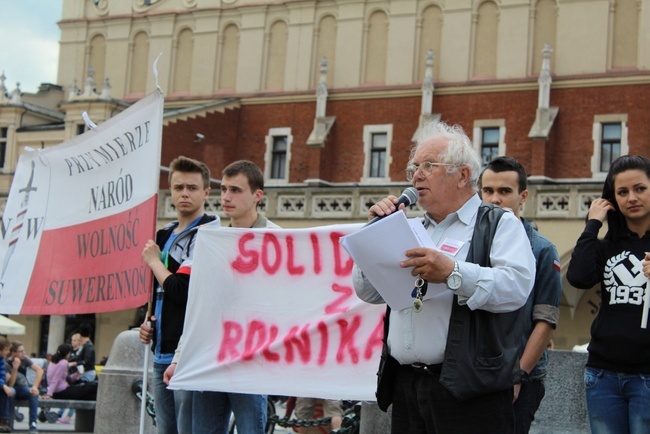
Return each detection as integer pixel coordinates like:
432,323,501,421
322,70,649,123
376,204,526,409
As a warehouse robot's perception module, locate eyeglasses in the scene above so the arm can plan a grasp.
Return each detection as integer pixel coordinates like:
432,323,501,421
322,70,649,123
405,161,459,181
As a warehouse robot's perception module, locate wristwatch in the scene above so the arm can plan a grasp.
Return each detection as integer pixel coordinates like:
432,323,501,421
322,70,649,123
446,261,462,290
517,369,530,384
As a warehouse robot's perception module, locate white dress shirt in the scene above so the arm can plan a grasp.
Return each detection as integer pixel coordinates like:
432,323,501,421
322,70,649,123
353,194,535,365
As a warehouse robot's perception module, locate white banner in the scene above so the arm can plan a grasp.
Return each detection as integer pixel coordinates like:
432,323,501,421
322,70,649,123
170,224,386,401
0,89,164,315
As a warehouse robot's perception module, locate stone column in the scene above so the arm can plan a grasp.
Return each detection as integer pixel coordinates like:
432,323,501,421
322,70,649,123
95,328,155,434
47,315,66,355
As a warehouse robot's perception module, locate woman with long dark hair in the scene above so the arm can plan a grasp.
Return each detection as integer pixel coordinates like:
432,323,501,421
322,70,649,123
567,155,650,433
44,344,97,401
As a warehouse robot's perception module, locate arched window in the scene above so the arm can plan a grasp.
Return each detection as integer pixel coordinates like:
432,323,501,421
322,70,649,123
313,15,337,87
218,24,239,90
364,11,388,84
473,1,498,78
89,34,106,85
265,21,288,90
612,0,638,68
532,0,556,74
417,5,442,81
129,31,149,94
173,28,193,93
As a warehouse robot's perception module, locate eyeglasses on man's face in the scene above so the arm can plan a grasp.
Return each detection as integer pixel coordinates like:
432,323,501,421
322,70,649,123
405,161,459,181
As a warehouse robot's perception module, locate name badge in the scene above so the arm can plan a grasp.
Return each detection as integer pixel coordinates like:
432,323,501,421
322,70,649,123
439,238,464,256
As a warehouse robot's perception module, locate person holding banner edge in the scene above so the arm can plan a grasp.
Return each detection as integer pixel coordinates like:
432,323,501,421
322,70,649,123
139,156,219,434
165,160,275,434
353,121,535,433
566,155,650,434
479,156,562,433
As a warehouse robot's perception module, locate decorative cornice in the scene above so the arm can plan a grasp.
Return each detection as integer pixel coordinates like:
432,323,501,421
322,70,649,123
160,72,650,107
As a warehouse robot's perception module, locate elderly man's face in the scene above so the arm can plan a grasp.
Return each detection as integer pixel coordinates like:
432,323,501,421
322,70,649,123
411,136,461,219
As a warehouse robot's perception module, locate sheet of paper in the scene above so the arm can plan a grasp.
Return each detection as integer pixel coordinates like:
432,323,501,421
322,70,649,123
341,211,446,311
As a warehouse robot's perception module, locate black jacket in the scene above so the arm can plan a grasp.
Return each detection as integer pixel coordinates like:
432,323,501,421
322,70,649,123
439,204,525,400
150,214,218,355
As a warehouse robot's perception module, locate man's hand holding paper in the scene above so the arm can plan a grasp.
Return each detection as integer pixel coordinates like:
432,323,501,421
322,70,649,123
400,246,456,284
340,210,448,310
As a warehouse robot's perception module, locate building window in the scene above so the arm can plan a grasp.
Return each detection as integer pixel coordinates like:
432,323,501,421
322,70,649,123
473,120,506,166
600,123,622,172
369,133,387,178
271,136,287,179
480,127,500,166
77,124,86,136
362,125,392,183
264,127,292,184
591,115,628,179
0,127,7,169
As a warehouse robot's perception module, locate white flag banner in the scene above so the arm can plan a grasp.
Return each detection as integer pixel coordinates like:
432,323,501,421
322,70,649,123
170,224,386,401
0,89,164,315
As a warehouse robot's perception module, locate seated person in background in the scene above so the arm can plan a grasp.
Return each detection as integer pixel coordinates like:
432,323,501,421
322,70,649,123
44,344,97,401
75,324,96,383
58,333,82,424
0,337,13,433
7,341,42,434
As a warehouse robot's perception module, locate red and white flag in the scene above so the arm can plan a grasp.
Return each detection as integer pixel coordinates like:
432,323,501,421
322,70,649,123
0,89,163,315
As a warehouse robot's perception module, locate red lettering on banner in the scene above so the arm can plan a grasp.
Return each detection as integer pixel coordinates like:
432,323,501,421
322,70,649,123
261,233,281,275
216,315,383,366
325,284,353,314
317,321,328,366
243,320,267,361
336,315,361,364
286,235,305,275
230,232,354,277
262,325,281,362
364,315,385,360
218,321,243,361
310,234,322,275
331,232,353,277
231,233,258,273
284,325,311,364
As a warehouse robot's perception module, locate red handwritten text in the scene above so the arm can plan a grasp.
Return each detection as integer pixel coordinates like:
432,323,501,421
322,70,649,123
217,315,384,366
231,232,353,277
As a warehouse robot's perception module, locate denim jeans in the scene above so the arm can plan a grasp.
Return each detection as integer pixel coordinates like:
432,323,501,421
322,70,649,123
153,362,178,434
0,386,12,419
13,386,38,425
585,367,650,434
175,389,267,434
78,370,96,383
513,380,545,434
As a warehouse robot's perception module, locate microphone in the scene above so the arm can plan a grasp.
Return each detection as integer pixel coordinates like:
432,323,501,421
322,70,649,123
366,187,419,226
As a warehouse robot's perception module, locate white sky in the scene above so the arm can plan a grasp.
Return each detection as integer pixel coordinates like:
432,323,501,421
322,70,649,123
0,0,63,94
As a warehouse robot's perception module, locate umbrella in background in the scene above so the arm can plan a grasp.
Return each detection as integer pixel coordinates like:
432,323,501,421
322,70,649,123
0,315,26,335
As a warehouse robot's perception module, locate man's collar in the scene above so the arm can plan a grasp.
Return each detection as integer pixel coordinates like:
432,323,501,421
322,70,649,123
423,194,480,228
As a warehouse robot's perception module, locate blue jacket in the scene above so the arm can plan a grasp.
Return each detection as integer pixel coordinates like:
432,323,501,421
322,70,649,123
0,356,5,387
520,218,562,380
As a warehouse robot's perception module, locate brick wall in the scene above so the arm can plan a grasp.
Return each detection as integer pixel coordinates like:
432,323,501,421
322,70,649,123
161,83,650,184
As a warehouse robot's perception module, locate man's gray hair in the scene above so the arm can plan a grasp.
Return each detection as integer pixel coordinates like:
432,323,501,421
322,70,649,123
410,121,482,190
